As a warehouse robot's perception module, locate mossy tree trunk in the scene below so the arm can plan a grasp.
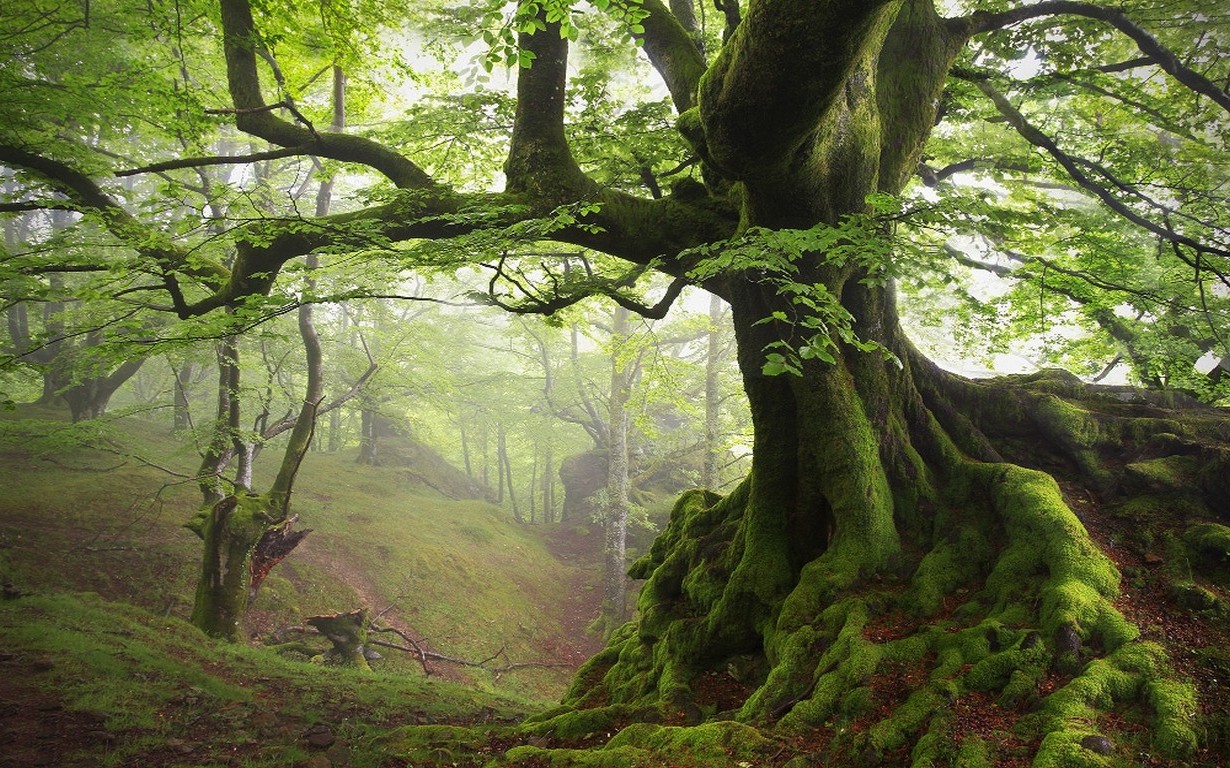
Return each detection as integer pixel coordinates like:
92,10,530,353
547,3,1228,764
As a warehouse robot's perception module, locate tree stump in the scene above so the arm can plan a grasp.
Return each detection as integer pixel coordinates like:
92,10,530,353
305,610,374,670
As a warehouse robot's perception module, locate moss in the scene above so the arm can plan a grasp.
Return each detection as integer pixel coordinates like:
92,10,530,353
982,465,1122,645
1183,522,1230,584
953,735,992,768
1168,580,1227,614
520,704,649,741
774,604,882,730
1034,641,1197,761
1144,678,1198,758
377,724,490,763
867,686,945,753
1031,394,1109,486
1123,455,1199,493
905,523,992,616
606,721,773,763
1032,731,1113,768
964,638,1048,694
497,745,652,767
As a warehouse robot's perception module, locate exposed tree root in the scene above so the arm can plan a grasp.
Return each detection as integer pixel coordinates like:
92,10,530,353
489,369,1229,768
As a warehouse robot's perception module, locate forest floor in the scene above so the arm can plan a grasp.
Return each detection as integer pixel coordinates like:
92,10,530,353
2,413,1228,767
3,487,1229,768
0,519,607,768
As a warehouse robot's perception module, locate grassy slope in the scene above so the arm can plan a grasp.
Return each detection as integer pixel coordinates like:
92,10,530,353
0,407,597,707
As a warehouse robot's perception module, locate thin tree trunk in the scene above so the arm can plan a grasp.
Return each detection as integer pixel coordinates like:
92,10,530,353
703,292,723,489
173,360,194,433
529,448,538,523
600,306,632,633
460,419,473,477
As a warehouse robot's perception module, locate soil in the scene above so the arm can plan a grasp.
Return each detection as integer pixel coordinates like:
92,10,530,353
537,523,606,666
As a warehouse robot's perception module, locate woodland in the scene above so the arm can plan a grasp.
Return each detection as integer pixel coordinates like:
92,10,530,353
2,0,1230,766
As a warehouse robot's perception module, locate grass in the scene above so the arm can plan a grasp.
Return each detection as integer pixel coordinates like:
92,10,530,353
0,591,532,767
0,407,593,701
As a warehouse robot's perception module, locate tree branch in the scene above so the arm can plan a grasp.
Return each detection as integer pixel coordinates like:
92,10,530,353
951,1,1230,116
636,0,707,113
216,0,435,189
965,75,1230,281
115,146,310,177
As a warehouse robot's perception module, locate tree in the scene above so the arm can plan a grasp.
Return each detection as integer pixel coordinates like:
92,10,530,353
3,0,1230,763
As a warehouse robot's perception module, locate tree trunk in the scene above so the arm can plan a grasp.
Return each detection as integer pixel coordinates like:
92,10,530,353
702,292,724,489
599,307,633,635
499,424,521,521
552,6,1219,762
357,405,379,465
173,360,194,433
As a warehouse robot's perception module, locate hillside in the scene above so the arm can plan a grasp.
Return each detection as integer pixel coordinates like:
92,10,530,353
0,407,605,699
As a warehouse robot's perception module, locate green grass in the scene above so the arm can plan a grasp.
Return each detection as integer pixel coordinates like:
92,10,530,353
0,591,531,767
0,407,592,701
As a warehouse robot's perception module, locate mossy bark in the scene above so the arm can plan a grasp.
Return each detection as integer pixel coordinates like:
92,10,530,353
188,494,275,642
547,5,1229,763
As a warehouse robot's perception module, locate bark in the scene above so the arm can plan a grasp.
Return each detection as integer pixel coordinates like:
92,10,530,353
599,307,634,635
305,610,372,669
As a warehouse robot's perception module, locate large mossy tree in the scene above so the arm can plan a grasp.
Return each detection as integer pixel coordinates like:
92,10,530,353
3,0,1230,763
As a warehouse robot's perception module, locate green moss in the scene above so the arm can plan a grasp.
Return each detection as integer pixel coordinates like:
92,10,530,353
606,721,773,763
1124,455,1199,492
953,735,992,768
520,704,649,741
775,603,879,730
982,465,1122,647
497,745,653,767
906,523,992,616
377,724,490,763
867,687,945,753
964,639,1048,694
1183,522,1230,584
1168,580,1227,613
1144,678,1198,758
1032,731,1113,768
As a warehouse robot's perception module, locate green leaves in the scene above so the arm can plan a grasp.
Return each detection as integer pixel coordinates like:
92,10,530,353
686,198,902,376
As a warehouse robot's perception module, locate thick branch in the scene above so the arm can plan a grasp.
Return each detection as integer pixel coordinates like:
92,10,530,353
504,24,591,201
696,0,898,179
217,0,434,188
636,0,707,112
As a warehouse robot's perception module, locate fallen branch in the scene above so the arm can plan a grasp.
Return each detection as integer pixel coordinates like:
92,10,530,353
271,610,572,678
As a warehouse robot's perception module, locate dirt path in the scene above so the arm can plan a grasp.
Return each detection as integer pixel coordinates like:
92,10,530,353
538,524,606,666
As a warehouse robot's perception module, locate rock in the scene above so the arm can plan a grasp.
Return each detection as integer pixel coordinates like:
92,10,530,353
303,723,336,750
1080,734,1114,754
1054,624,1082,657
